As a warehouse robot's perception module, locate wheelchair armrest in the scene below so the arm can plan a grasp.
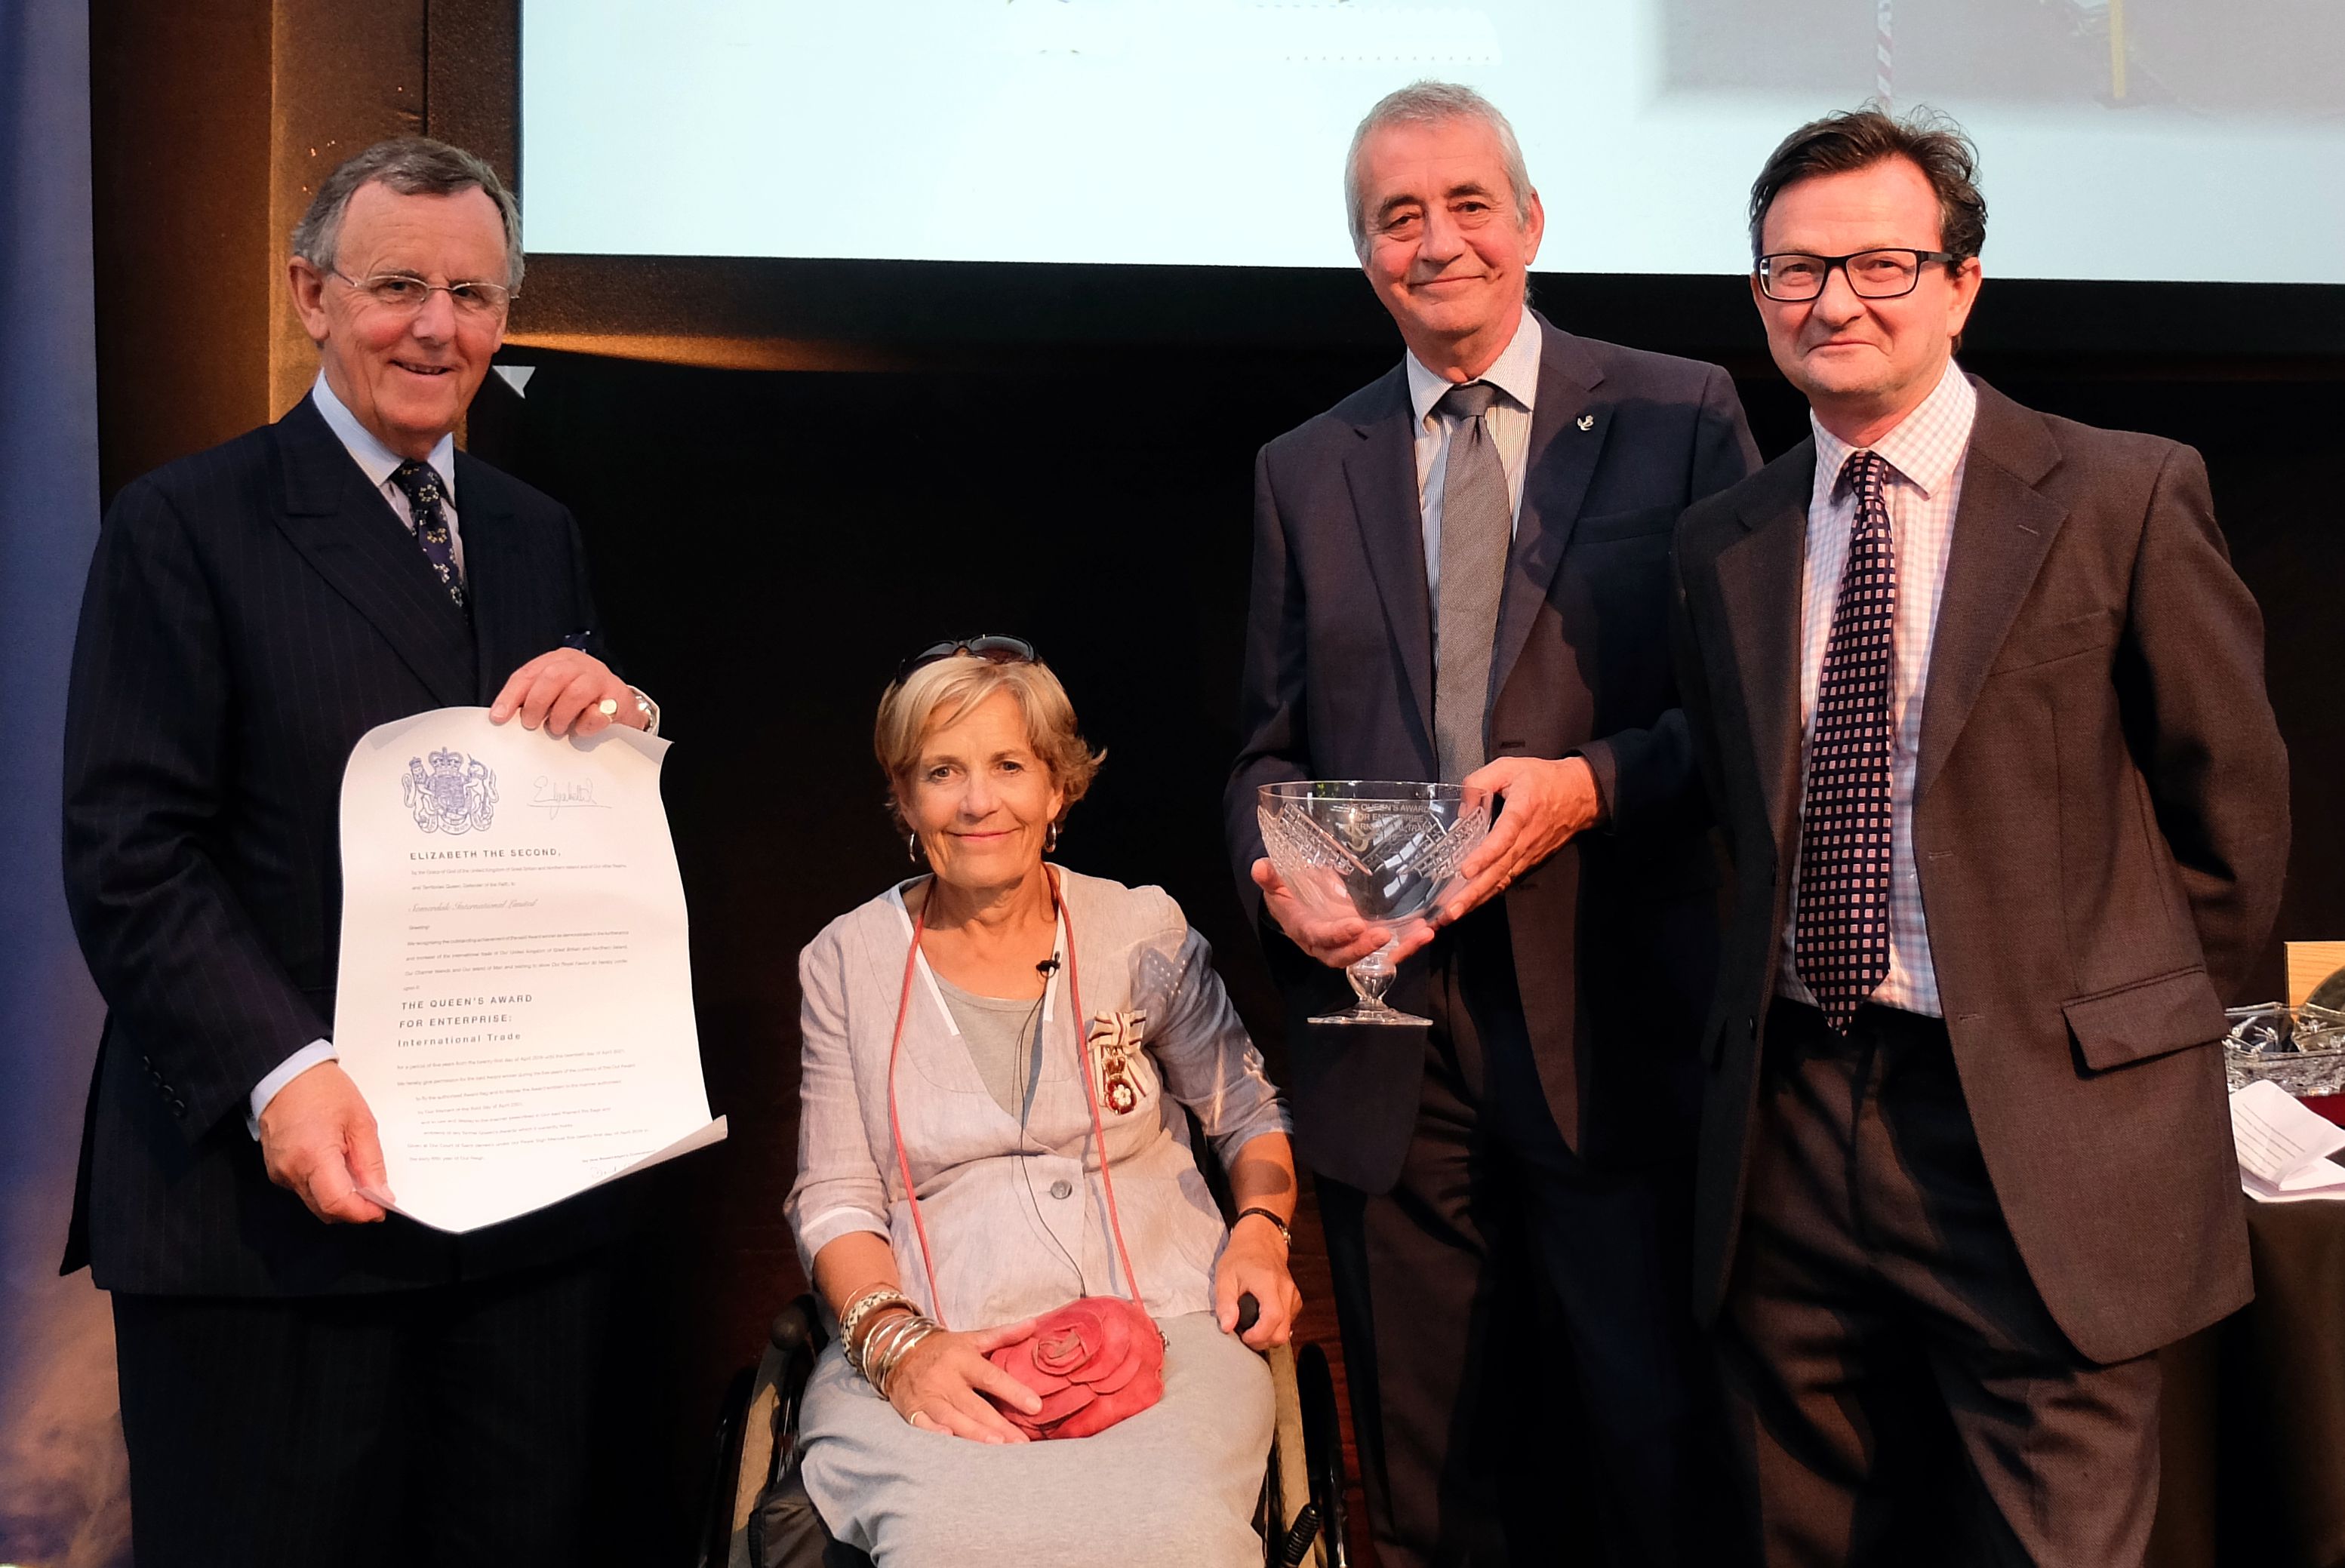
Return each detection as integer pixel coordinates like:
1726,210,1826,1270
771,1295,826,1357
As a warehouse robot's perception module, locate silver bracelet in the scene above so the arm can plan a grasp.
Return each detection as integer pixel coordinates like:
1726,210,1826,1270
865,1312,934,1393
837,1287,916,1375
866,1314,939,1399
857,1311,919,1388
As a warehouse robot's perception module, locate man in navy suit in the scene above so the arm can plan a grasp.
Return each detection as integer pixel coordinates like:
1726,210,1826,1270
1225,82,1759,1566
63,137,654,1568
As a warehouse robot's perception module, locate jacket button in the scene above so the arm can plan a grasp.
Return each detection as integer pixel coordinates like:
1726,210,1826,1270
1746,1016,1758,1037
1049,1179,1073,1201
168,1098,187,1118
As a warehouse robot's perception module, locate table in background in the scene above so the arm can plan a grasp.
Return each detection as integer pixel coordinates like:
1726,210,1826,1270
2151,1196,2345,1568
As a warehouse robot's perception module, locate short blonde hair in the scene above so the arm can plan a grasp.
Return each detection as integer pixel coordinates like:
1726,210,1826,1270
875,654,1104,830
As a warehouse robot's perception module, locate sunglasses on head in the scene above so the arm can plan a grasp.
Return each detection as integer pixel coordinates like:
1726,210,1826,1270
896,634,1039,684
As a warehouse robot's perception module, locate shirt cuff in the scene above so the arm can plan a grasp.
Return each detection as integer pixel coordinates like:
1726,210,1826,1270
248,1039,338,1138
628,685,660,736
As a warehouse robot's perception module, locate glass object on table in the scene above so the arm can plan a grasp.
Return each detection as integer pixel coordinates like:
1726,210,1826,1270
1257,780,1491,1026
2224,1002,2345,1096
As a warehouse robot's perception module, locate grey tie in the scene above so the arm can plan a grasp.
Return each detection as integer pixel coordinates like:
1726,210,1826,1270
1433,381,1509,782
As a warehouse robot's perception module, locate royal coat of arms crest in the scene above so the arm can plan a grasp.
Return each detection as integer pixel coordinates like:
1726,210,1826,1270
404,747,498,835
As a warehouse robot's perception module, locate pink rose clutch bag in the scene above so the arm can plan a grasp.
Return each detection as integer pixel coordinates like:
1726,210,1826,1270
983,1296,1165,1440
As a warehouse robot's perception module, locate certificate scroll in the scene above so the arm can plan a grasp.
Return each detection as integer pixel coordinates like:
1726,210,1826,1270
333,707,725,1233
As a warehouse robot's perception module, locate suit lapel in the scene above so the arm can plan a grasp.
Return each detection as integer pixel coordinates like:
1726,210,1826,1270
1914,383,2067,801
1489,317,1604,703
1713,447,1814,865
269,397,477,709
1343,367,1436,751
454,454,526,703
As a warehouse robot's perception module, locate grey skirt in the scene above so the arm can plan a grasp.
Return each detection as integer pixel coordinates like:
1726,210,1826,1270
799,1311,1274,1566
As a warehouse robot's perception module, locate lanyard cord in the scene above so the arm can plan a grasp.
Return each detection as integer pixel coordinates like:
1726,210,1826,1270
885,868,1145,1330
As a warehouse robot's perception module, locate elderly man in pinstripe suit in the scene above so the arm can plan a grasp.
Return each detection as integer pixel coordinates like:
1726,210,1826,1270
61,137,651,1568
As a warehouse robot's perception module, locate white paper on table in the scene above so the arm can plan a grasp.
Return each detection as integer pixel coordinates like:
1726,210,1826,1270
2230,1080,2345,1202
332,707,725,1232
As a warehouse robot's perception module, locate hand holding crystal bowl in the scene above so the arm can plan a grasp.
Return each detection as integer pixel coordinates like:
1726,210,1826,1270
1256,780,1493,1025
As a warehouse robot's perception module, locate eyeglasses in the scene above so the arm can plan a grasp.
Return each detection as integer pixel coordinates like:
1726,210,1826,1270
1755,248,1959,303
329,268,515,316
896,635,1039,684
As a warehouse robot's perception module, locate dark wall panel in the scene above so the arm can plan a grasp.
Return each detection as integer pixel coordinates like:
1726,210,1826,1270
88,0,273,496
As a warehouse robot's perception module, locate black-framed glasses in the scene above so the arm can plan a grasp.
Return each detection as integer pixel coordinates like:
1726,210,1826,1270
329,267,515,315
895,634,1039,684
1756,248,1959,303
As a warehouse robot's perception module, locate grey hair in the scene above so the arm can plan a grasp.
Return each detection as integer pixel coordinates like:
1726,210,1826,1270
291,136,525,291
1344,81,1535,258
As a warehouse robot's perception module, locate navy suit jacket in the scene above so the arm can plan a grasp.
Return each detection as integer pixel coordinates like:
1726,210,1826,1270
62,395,626,1295
1225,312,1759,1192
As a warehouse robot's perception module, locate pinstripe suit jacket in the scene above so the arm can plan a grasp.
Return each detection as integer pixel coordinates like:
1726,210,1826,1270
62,395,626,1296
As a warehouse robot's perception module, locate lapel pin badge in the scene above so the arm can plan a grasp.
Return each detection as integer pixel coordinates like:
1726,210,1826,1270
1576,414,1596,432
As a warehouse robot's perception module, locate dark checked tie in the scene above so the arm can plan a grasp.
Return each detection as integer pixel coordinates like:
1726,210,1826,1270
1794,450,1898,1032
1433,381,1509,782
390,460,466,611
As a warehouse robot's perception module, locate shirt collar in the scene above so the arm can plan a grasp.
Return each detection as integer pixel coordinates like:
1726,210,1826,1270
311,371,458,506
1811,356,1976,501
1405,306,1544,428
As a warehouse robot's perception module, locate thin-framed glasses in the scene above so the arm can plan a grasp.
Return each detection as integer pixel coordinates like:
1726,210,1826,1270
329,268,515,315
1756,248,1958,303
896,634,1039,684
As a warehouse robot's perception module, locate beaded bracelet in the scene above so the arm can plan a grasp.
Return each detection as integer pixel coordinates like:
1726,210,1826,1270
838,1287,916,1376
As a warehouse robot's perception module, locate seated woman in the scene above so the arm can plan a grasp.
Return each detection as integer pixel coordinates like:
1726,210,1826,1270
785,638,1303,1567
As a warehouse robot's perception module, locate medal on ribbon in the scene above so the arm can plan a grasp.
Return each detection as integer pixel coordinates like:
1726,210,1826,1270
1085,1009,1148,1115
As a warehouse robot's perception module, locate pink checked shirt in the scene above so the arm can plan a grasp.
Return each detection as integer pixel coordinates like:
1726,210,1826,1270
1778,359,1978,1018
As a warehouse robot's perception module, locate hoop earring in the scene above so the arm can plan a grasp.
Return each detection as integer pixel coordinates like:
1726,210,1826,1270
906,832,924,863
1045,821,1060,853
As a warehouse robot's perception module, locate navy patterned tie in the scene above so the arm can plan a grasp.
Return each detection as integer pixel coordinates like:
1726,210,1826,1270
390,460,466,610
1794,450,1897,1032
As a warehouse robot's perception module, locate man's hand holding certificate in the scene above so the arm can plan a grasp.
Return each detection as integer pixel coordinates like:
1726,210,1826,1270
331,706,724,1232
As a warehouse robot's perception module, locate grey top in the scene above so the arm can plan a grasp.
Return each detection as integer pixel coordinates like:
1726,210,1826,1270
932,976,1045,1124
786,867,1292,1328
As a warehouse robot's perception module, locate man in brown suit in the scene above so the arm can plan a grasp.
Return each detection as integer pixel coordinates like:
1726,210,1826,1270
1671,109,2289,1565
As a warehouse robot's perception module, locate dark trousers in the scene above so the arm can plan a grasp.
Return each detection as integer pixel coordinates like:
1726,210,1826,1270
1317,909,1716,1568
111,1251,611,1568
1718,1001,2162,1568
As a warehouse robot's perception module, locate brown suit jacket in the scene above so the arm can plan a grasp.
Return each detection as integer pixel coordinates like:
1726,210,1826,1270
1671,377,2288,1365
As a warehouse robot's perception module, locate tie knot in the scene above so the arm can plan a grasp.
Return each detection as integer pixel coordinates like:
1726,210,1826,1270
1438,381,1500,423
391,460,445,508
1839,448,1888,500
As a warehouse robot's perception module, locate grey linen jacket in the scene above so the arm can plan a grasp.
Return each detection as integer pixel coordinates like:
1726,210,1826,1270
786,869,1291,1330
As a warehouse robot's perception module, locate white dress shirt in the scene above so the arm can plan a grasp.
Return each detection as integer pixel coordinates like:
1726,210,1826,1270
1779,358,1977,1018
1403,307,1541,615
311,371,465,573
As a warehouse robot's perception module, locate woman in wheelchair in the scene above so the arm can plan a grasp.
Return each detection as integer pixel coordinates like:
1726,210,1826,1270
784,641,1303,1565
